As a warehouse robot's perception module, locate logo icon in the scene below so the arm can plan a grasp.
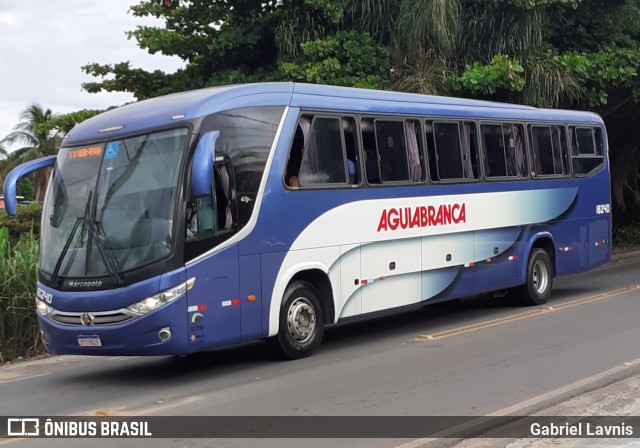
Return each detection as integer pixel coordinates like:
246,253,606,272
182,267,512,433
104,142,119,159
80,313,94,326
7,418,40,436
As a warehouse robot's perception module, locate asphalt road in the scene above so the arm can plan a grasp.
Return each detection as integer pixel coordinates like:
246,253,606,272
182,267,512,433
1,258,640,448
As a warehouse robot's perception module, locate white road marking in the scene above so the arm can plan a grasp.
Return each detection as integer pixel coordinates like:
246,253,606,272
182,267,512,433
0,373,51,385
394,357,640,448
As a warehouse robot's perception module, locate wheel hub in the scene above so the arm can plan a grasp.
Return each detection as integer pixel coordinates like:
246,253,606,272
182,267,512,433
532,260,549,294
287,298,316,343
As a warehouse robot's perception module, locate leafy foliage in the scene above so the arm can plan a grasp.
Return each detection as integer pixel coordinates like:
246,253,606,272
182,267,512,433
280,31,390,88
450,55,526,97
0,105,62,201
76,0,640,216
0,226,7,261
0,231,41,364
0,202,43,247
45,109,104,135
493,0,581,7
391,49,449,95
83,0,285,96
0,210,43,364
16,178,34,201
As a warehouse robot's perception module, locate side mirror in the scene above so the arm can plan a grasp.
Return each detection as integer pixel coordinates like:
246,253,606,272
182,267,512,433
3,155,57,216
191,131,220,197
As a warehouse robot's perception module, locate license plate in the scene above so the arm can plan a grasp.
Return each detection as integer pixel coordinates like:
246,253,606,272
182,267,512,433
77,335,102,347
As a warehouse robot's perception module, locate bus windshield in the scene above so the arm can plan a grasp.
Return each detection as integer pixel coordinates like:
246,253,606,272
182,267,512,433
40,128,189,280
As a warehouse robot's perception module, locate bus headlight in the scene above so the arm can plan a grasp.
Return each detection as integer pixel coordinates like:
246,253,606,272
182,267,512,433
35,298,54,316
127,278,195,315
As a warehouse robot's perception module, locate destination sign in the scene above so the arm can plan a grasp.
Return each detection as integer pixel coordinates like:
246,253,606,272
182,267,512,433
69,147,102,160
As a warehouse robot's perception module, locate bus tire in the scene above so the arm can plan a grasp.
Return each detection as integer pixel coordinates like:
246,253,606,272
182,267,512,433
273,281,324,360
517,248,553,306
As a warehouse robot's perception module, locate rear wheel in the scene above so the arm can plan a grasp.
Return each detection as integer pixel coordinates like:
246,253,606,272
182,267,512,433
273,281,324,359
517,248,553,306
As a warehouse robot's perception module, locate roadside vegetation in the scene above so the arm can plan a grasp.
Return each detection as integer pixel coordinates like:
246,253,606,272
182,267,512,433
613,216,640,251
0,204,42,364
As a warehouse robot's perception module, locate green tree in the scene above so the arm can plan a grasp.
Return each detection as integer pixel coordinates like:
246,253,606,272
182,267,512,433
280,31,390,88
45,109,104,135
0,107,102,198
0,105,62,201
81,0,393,97
0,142,8,191
80,0,640,215
16,178,34,202
83,0,284,97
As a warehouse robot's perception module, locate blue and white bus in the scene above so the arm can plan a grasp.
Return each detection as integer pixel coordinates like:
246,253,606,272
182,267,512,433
4,83,610,359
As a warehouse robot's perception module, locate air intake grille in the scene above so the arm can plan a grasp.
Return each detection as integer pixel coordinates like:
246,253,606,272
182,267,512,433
48,310,137,326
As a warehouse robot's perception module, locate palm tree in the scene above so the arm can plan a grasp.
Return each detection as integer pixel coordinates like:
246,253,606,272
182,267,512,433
0,142,8,196
323,0,575,107
0,104,63,201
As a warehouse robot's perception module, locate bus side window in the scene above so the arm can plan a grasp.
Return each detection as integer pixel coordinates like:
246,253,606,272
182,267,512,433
530,126,554,176
362,118,423,184
186,105,283,261
288,115,349,187
374,119,410,182
214,160,235,231
570,126,605,175
427,120,477,182
361,118,380,184
425,121,439,181
461,121,479,179
285,118,308,187
432,122,465,180
552,125,568,175
185,157,236,242
481,123,527,179
406,120,424,182
481,124,507,177
512,124,528,177
342,117,359,185
186,194,215,242
531,125,567,176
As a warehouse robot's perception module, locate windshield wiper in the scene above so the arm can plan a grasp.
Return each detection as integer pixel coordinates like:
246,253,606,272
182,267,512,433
50,190,94,286
87,220,123,285
49,216,83,287
48,191,123,287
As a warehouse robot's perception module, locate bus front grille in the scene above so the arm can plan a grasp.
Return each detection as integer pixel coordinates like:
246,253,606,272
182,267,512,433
48,310,137,326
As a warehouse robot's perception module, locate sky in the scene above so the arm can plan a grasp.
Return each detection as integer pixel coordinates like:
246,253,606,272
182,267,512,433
0,0,184,151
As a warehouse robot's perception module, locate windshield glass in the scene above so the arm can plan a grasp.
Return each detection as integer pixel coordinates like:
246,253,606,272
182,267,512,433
40,128,188,279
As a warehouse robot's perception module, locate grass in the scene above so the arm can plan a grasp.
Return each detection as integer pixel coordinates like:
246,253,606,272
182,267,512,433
0,229,42,364
612,223,640,250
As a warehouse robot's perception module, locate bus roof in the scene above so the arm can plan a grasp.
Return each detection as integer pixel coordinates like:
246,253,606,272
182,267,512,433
65,83,602,145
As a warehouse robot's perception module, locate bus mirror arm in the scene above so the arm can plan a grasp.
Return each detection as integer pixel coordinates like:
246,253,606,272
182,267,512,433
3,155,57,216
191,131,220,197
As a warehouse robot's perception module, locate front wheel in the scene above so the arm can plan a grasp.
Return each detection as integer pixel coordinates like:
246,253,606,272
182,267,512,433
272,281,325,359
516,248,553,306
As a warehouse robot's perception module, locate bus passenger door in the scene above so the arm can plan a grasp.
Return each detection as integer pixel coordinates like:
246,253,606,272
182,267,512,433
185,244,241,351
